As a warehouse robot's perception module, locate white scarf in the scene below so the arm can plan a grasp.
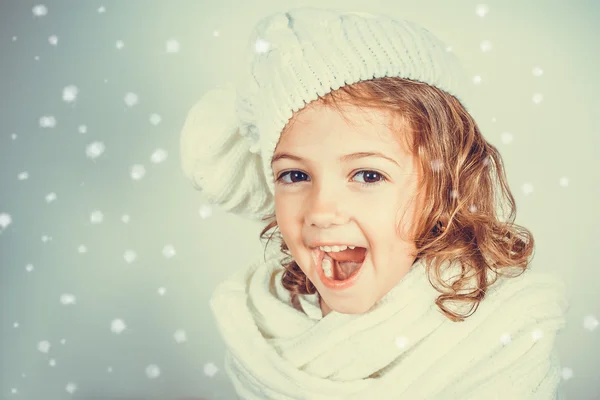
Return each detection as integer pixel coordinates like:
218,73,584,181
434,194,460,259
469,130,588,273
210,254,568,400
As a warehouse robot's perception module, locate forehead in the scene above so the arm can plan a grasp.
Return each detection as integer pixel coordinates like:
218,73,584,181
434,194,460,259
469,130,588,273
279,102,404,149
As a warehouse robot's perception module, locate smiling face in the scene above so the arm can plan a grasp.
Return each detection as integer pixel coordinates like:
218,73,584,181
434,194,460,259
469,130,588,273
271,101,423,316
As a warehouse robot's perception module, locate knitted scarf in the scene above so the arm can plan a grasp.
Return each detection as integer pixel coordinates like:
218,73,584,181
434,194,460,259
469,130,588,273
210,255,568,400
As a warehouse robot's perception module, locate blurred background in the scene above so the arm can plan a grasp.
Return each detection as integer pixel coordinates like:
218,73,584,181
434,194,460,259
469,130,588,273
1,0,599,399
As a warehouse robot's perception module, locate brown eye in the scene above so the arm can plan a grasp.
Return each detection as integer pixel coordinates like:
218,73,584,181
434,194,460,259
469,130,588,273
277,171,309,184
355,171,385,184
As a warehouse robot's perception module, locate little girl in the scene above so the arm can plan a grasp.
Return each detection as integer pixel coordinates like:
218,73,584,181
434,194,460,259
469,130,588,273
180,7,568,400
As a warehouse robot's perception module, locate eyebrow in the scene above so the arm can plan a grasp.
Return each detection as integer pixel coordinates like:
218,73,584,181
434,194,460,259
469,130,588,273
271,151,400,168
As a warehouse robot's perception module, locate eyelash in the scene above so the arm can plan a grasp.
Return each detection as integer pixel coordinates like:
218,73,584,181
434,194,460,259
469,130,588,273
275,170,387,188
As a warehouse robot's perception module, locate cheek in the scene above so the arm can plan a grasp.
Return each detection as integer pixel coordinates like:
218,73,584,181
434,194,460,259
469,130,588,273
275,202,298,251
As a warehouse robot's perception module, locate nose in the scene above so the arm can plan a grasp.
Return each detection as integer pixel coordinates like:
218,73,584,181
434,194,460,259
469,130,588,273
304,186,348,229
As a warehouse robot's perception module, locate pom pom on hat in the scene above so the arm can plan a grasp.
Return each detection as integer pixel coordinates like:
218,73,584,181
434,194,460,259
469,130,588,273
179,83,274,219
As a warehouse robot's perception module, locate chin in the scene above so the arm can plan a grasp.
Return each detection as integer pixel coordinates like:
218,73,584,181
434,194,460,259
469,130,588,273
328,301,375,315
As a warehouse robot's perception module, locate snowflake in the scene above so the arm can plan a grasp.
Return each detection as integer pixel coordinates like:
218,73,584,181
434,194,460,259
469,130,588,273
32,4,48,17
162,245,176,259
110,319,127,334
38,340,51,353
150,148,168,164
145,364,161,379
124,92,138,107
85,141,106,160
475,4,489,17
480,40,492,52
130,164,146,180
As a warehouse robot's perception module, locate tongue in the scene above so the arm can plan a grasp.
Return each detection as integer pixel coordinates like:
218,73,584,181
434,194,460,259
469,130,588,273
326,248,366,280
326,247,366,263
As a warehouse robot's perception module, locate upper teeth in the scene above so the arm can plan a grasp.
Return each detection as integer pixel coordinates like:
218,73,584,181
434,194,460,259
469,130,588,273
318,245,356,252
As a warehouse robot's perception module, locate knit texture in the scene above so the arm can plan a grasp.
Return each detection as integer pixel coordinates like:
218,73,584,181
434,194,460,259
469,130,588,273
179,7,473,221
210,255,568,399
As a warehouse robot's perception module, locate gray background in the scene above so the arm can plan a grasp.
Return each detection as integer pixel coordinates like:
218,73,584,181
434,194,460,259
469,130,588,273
1,0,599,399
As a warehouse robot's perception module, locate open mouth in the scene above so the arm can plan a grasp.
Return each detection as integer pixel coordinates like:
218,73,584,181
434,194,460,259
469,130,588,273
311,247,368,286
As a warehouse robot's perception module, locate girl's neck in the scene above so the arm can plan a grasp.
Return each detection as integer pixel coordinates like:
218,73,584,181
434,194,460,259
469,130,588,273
319,295,332,317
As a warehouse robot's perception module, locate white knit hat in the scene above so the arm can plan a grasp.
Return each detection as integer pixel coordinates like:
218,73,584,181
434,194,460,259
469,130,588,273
180,7,472,221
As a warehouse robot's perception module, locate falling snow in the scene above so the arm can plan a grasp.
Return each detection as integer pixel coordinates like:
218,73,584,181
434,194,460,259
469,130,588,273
174,329,187,343
130,164,146,180
38,340,51,353
0,212,12,229
521,183,534,196
531,328,544,342
583,315,598,331
499,333,512,345
123,250,138,263
475,4,489,17
500,132,513,144
124,92,139,107
559,177,569,187
65,382,78,394
430,160,443,172
561,367,574,380
32,4,48,17
166,38,181,53
60,293,77,305
532,93,544,104
90,210,104,224
204,362,219,377
145,364,161,379
62,85,79,103
480,40,492,52
255,39,270,53
45,192,57,203
395,335,409,349
199,204,213,219
86,141,106,159
149,113,162,125
150,148,168,163
532,66,544,76
110,319,127,334
39,115,57,128
162,244,176,258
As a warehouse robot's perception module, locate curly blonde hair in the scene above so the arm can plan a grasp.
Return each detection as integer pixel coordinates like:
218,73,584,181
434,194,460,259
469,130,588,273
258,76,533,323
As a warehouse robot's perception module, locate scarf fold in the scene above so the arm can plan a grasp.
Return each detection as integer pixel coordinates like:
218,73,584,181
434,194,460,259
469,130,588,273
210,255,568,400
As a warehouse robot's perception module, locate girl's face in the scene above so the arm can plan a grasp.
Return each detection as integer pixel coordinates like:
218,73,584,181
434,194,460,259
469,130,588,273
272,102,422,316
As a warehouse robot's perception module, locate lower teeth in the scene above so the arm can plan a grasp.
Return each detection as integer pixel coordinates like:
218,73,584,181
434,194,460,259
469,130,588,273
322,258,334,279
322,257,363,281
